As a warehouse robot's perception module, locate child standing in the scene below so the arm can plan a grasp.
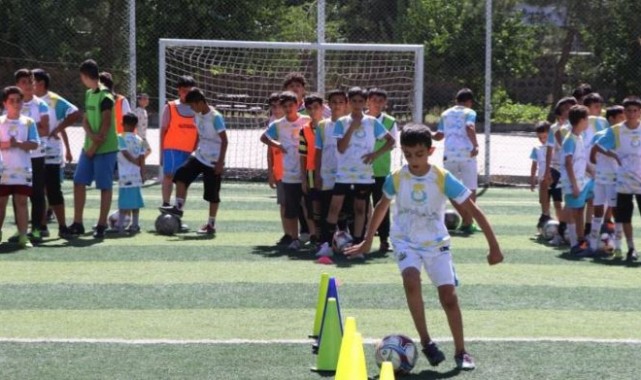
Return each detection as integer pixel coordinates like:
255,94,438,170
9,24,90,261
160,88,228,235
530,121,562,230
133,93,152,159
0,86,40,248
265,92,289,245
117,113,146,234
346,123,503,370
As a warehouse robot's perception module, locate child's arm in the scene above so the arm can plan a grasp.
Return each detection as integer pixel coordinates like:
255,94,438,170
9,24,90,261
267,148,276,189
565,154,580,197
530,161,537,191
314,148,323,191
458,197,503,265
121,150,140,166
336,121,358,154
589,144,598,165
260,132,287,153
139,154,146,180
466,124,479,157
593,144,621,166
362,133,395,164
61,130,73,163
214,131,228,175
344,196,392,256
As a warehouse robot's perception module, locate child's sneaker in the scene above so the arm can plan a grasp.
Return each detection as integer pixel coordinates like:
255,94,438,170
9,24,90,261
613,248,623,259
315,242,333,257
379,240,390,253
454,351,476,370
125,225,141,235
422,341,445,367
626,248,638,263
68,222,85,236
287,239,301,251
28,229,43,242
40,227,50,238
277,234,292,246
536,214,551,230
196,224,216,236
8,231,20,243
299,233,311,244
18,234,33,249
570,241,591,256
58,226,75,240
93,225,108,239
158,205,183,218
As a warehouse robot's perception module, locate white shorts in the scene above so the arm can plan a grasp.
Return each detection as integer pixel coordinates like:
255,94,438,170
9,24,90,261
593,183,617,207
444,160,478,190
392,241,458,287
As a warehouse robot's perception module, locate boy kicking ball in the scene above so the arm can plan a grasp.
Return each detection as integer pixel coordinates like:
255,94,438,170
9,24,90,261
345,123,503,370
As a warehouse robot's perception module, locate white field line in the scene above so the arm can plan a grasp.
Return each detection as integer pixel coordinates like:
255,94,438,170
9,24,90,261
1,337,641,345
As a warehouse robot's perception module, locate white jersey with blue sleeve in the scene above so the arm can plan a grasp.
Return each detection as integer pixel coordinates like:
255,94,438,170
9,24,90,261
315,118,338,190
333,114,388,184
193,106,226,167
560,133,587,193
597,123,641,194
19,97,48,158
117,132,145,188
437,105,476,163
546,121,570,170
41,91,78,164
0,115,40,185
384,165,471,252
264,114,309,184
530,145,546,180
591,129,617,185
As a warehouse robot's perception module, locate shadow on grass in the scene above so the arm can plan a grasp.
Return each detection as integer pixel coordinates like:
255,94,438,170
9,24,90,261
38,236,105,248
0,243,25,254
250,244,391,266
370,367,461,380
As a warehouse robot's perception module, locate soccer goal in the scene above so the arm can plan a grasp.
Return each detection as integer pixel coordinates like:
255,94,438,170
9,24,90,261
159,39,424,180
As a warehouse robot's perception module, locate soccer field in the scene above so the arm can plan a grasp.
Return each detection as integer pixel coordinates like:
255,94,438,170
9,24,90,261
0,182,640,379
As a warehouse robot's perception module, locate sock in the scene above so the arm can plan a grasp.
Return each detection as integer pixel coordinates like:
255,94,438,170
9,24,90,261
175,198,185,210
590,217,603,249
118,211,126,231
208,217,216,227
626,237,635,251
568,223,578,246
132,212,139,227
615,223,623,249
584,223,592,237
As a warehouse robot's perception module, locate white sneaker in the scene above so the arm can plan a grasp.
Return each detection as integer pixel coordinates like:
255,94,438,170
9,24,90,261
315,242,334,257
288,239,301,251
299,233,311,244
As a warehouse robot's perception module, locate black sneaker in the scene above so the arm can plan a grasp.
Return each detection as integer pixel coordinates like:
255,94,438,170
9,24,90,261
422,341,445,367
58,226,75,240
626,248,638,263
379,240,390,253
277,234,292,246
158,205,183,218
40,227,50,238
93,224,108,238
536,214,551,230
68,222,85,235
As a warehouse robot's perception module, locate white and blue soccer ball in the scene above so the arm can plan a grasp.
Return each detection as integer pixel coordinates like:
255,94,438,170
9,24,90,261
108,210,131,229
542,220,559,240
332,230,353,254
598,232,615,253
375,334,418,374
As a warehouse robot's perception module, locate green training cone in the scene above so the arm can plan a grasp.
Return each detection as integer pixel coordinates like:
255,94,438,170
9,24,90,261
311,297,342,372
310,272,329,339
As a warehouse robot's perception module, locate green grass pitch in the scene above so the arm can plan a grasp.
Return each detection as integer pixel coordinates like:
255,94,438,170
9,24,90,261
0,181,640,379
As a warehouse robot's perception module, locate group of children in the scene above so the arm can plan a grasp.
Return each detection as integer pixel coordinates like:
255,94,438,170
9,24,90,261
530,84,641,262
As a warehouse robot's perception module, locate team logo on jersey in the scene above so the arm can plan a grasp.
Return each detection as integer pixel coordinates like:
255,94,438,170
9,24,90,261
631,135,641,148
411,183,427,203
8,125,18,137
353,127,366,139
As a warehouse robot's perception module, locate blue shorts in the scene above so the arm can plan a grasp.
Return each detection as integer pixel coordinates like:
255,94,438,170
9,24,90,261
119,187,144,210
163,149,191,177
73,150,117,190
564,179,594,209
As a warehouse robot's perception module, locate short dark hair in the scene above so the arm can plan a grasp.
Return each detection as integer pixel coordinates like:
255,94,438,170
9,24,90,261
177,75,196,89
282,72,306,90
268,92,280,104
535,121,551,134
572,83,593,100
605,105,624,121
326,89,347,102
99,71,114,91
554,97,578,115
137,93,149,99
184,87,207,104
456,88,474,103
622,96,641,108
14,68,32,83
3,86,23,102
582,92,603,107
568,105,589,126
79,59,99,80
304,93,324,108
347,86,367,100
32,68,50,89
279,91,298,105
400,123,433,148
122,112,138,128
367,88,388,100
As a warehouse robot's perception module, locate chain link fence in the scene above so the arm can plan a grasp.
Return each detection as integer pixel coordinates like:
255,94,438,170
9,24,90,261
2,0,640,183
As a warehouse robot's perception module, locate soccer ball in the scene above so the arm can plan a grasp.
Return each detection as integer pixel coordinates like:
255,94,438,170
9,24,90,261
598,232,615,253
155,214,181,236
542,220,559,240
444,210,461,231
108,210,131,229
374,334,418,375
332,230,353,254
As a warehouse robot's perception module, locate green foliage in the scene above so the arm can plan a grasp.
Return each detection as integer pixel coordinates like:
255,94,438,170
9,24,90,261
491,88,548,124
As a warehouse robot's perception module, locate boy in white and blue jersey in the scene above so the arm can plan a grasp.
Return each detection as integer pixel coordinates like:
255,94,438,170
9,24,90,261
561,105,593,254
314,89,348,257
346,123,502,371
595,97,641,262
117,113,146,234
544,97,577,245
433,88,480,234
261,91,310,250
529,121,562,231
0,86,40,248
160,88,228,236
32,68,81,238
323,87,395,249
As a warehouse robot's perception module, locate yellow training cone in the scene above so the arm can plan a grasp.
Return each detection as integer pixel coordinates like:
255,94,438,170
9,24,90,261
380,361,396,380
311,298,342,372
334,317,357,379
336,331,367,380
310,272,330,339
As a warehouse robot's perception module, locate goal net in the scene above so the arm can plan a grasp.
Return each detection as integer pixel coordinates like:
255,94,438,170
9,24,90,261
159,39,424,180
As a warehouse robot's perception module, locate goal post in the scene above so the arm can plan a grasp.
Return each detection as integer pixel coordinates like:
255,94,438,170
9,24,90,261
158,39,424,180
